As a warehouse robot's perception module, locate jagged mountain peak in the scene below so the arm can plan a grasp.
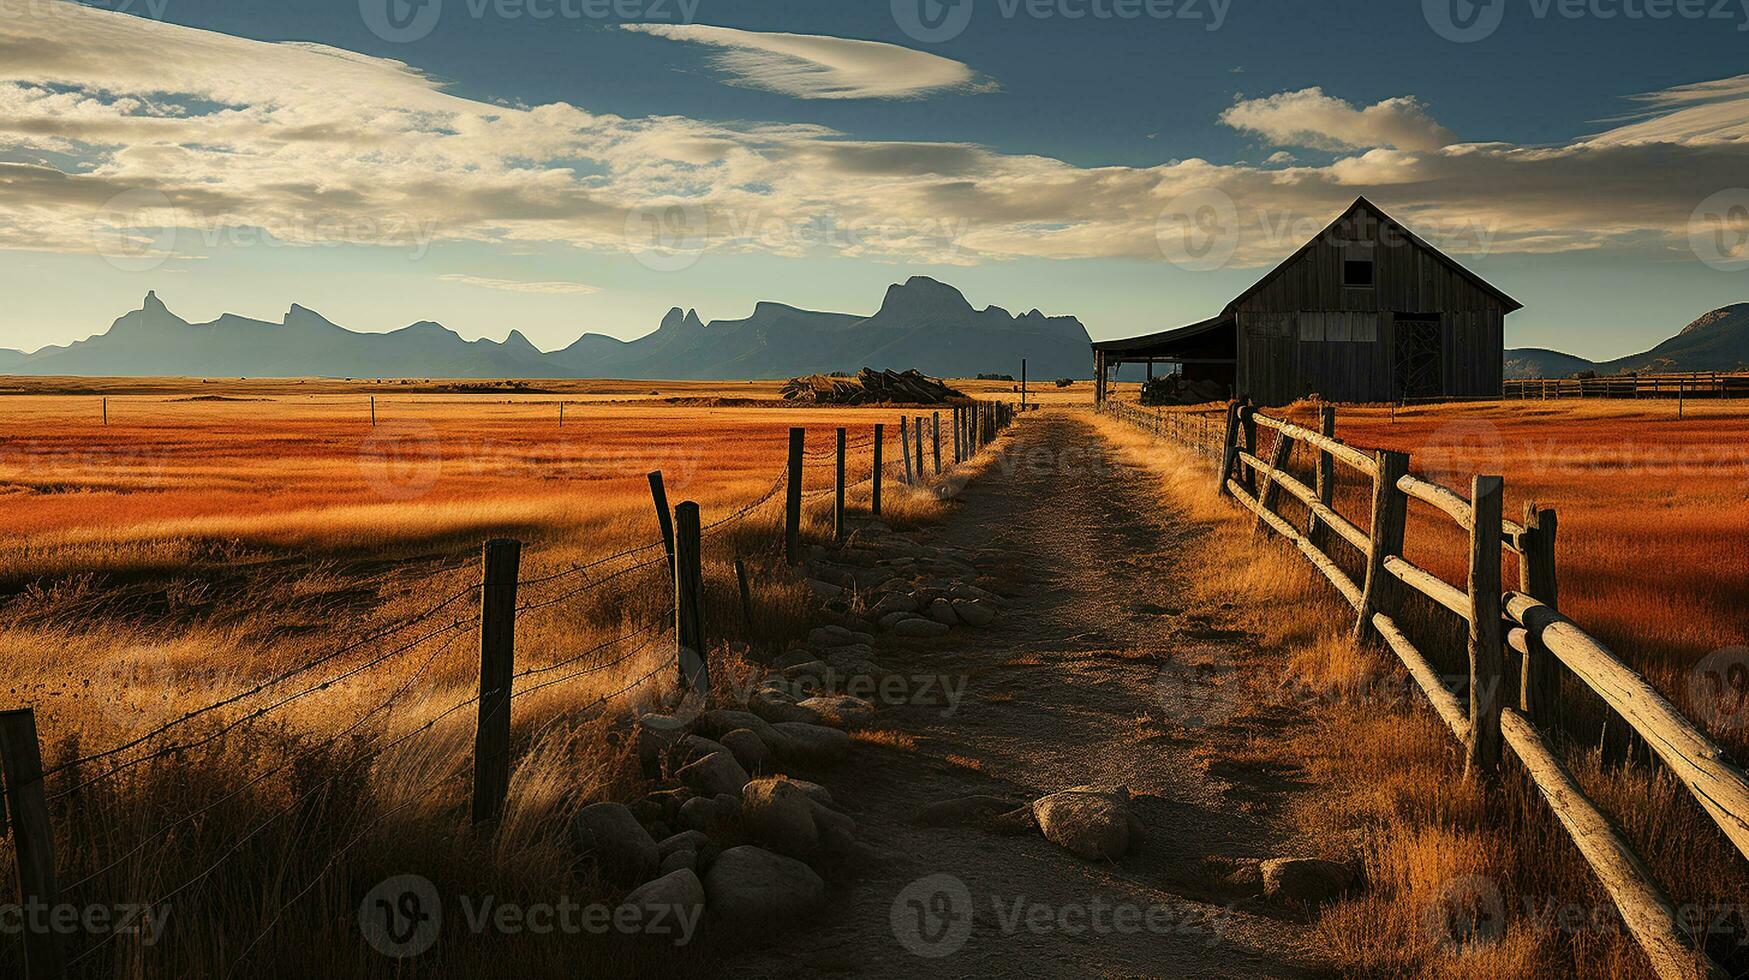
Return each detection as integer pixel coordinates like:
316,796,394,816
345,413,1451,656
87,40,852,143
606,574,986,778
877,276,973,318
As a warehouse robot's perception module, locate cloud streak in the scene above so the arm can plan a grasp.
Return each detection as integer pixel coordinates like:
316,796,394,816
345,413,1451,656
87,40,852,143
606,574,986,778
619,24,994,100
437,275,601,294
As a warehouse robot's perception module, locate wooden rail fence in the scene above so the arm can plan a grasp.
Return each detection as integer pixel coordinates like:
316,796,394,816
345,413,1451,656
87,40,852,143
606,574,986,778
1100,397,1746,980
0,399,1017,978
1506,372,1749,401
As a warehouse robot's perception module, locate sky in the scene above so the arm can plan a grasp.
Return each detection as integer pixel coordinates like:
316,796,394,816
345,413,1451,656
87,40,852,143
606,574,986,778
2,0,1748,360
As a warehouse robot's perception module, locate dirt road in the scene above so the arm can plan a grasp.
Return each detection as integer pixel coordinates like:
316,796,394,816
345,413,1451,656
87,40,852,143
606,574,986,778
724,411,1328,978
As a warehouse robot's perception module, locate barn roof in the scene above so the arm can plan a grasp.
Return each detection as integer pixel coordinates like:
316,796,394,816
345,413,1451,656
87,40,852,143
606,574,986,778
1092,196,1522,356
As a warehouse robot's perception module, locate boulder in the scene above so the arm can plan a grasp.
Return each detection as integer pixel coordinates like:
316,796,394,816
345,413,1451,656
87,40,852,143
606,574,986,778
809,625,874,648
912,795,1027,829
772,721,853,763
1031,786,1142,861
877,610,918,629
620,868,705,939
673,734,728,765
773,647,817,670
749,688,820,725
869,593,920,618
676,751,750,799
796,694,876,728
703,846,826,922
697,709,782,746
636,712,691,764
893,617,951,638
572,802,660,884
719,728,775,775
926,599,960,626
1260,858,1353,905
740,777,822,858
659,848,696,875
952,599,996,627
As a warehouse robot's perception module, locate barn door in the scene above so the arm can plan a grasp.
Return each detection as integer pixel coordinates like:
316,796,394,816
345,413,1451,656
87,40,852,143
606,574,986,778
1393,317,1443,400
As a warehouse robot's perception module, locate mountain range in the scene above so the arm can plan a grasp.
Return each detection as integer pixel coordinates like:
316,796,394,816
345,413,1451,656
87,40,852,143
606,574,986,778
1505,303,1749,378
0,277,1093,381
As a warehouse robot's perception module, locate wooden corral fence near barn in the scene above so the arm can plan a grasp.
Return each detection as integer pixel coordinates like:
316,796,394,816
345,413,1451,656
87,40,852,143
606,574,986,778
1101,398,1748,980
0,401,1015,979
1505,371,1749,400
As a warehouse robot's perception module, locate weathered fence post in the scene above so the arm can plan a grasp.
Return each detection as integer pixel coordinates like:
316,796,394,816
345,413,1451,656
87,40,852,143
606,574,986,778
872,423,884,516
0,708,65,979
674,502,708,697
900,417,914,485
931,412,942,476
1238,400,1258,494
913,415,925,481
1352,450,1410,643
952,407,963,463
834,427,847,542
1217,401,1241,496
734,557,754,638
785,428,804,565
473,538,520,826
1307,406,1336,548
1468,476,1505,775
1518,503,1560,724
1254,429,1294,537
647,470,676,574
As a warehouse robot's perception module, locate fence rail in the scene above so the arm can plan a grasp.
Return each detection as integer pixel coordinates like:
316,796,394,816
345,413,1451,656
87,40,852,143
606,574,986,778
0,398,1019,978
1506,371,1749,400
1100,397,1743,980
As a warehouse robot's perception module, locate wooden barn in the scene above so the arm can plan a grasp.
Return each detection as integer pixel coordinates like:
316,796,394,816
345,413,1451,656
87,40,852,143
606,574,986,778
1093,197,1521,405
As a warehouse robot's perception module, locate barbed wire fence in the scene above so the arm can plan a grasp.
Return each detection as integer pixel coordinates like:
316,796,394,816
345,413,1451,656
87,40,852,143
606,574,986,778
0,398,1019,977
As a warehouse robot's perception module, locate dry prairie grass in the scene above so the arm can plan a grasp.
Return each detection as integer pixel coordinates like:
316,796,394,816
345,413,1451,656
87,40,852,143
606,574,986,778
0,383,972,977
1091,410,1747,980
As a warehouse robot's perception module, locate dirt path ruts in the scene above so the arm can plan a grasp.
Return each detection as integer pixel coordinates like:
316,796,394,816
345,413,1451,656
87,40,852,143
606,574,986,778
724,411,1328,979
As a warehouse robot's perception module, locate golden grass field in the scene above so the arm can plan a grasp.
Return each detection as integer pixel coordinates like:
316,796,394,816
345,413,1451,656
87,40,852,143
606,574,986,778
0,378,991,977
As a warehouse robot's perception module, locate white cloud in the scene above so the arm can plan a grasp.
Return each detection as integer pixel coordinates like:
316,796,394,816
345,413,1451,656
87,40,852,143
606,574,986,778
1220,87,1457,151
2,2,1749,278
619,24,993,100
438,275,600,295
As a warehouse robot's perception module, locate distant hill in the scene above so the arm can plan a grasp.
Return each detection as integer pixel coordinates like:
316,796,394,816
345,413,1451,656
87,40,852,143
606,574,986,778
4,278,1091,381
1505,303,1749,378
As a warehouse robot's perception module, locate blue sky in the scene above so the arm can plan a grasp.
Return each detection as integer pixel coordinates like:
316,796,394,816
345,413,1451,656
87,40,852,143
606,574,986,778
3,0,1748,360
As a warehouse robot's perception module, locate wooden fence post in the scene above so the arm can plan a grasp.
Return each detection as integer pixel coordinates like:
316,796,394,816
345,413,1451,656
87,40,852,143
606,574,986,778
647,470,676,574
834,427,847,542
473,538,520,826
1254,430,1294,537
0,708,65,979
1239,401,1258,494
1518,504,1560,724
914,416,926,481
931,412,942,476
1352,450,1410,643
734,557,754,638
872,423,884,516
952,407,963,463
1308,406,1336,549
1468,476,1505,775
674,502,708,696
1217,401,1241,496
785,428,804,565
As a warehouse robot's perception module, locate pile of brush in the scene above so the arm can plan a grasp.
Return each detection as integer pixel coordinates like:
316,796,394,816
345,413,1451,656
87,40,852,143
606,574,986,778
780,368,964,405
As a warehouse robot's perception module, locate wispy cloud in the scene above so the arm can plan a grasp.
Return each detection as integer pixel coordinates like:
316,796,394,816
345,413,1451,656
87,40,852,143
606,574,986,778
438,275,600,295
1221,87,1457,152
619,24,995,100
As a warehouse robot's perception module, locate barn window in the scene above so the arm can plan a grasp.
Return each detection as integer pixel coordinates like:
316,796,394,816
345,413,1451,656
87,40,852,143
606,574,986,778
1343,259,1375,287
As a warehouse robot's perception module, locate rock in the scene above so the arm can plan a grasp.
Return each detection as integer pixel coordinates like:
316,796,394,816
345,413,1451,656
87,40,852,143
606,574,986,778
676,751,750,798
950,583,1004,605
749,687,820,725
677,793,740,836
803,578,844,598
772,721,853,764
620,868,705,938
990,804,1040,835
823,649,883,679
698,709,782,746
1031,786,1141,861
781,660,837,684
809,625,874,648
784,779,835,807
636,712,691,764
674,734,728,765
719,728,774,775
869,593,920,618
646,819,672,842
572,802,660,884
796,694,876,728
926,598,960,626
773,648,816,670
952,599,996,627
878,610,919,629
659,848,696,875
658,830,711,857
740,778,821,858
893,617,952,638
644,787,693,823
912,795,1026,829
1260,858,1353,905
703,846,826,922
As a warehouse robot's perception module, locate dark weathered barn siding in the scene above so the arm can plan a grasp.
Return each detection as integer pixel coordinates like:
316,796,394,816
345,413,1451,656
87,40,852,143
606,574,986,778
1232,204,1507,404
